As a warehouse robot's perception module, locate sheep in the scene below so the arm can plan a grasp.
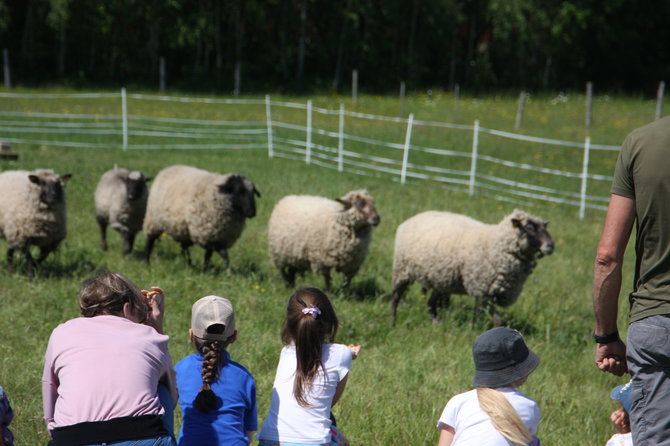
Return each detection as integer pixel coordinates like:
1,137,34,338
143,165,260,268
390,209,554,325
94,168,151,255
0,169,72,276
267,190,381,290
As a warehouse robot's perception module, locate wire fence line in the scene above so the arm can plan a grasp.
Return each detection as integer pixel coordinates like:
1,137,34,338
0,89,622,218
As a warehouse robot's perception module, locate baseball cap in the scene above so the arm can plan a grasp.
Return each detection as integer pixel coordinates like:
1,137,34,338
611,380,633,412
472,326,540,388
191,295,236,341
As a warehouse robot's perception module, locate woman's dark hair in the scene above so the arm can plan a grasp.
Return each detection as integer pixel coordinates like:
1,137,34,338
192,324,234,412
282,287,338,407
79,271,148,320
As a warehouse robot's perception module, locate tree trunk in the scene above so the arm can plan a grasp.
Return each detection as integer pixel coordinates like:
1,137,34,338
296,0,306,81
332,0,352,92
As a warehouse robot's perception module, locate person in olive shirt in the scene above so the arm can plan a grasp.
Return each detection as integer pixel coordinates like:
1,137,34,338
593,115,670,446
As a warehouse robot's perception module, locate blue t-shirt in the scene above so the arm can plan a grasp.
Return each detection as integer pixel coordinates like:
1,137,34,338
175,351,257,446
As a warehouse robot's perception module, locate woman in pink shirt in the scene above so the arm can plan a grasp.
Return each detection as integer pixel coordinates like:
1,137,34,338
42,271,177,446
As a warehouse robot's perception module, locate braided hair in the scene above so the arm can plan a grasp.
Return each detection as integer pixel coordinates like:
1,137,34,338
192,324,233,412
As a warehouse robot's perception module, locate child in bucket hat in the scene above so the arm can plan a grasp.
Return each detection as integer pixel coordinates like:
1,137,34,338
606,380,633,446
436,327,541,446
174,296,257,446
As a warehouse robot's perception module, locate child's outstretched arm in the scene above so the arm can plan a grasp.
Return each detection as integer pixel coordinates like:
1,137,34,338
142,287,165,334
437,425,455,446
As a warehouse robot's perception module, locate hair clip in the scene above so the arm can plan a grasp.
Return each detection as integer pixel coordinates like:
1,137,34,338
302,305,321,318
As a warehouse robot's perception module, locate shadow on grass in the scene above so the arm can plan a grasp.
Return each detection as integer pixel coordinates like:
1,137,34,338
336,277,386,301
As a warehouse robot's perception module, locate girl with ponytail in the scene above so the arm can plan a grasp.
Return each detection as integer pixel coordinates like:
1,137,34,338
258,288,361,446
175,296,257,446
436,327,542,446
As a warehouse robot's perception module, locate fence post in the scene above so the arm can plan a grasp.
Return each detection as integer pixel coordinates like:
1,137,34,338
399,81,406,117
352,69,358,105
305,99,312,164
514,91,526,130
400,113,414,185
585,81,593,129
469,120,479,195
159,57,166,93
579,136,591,220
453,83,460,120
121,87,128,150
3,49,10,89
656,81,665,120
338,103,345,172
266,95,274,158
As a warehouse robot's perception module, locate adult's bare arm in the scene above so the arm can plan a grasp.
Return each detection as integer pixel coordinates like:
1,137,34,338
593,194,635,376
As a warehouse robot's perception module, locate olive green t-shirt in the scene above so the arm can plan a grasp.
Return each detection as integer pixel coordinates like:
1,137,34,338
611,116,670,322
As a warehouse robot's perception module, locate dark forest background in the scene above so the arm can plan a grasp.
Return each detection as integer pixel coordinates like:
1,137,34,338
1,0,669,94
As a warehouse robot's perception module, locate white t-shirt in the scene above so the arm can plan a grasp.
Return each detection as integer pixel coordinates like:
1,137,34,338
258,343,352,444
437,387,541,446
605,433,633,446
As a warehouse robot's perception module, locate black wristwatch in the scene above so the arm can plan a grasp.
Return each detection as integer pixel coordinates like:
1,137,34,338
593,331,620,344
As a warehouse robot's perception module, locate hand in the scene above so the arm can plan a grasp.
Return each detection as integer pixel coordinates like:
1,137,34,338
610,408,631,433
347,344,362,359
142,286,165,334
595,339,627,376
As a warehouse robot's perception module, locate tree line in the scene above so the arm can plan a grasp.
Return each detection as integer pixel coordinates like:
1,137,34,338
2,0,669,94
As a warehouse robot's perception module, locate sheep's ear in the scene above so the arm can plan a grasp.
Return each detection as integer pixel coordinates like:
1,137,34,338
144,177,153,183
544,220,550,227
61,174,72,182
253,186,261,198
511,218,522,228
335,197,352,210
28,175,41,185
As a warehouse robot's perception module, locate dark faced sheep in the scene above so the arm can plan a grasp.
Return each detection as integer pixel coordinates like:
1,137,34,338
390,209,554,325
94,168,151,254
267,190,381,290
0,169,72,276
143,165,260,268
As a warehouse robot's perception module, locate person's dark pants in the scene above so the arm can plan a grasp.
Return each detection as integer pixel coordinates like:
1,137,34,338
627,314,670,446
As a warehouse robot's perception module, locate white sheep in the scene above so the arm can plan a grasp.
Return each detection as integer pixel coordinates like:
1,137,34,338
390,209,554,324
267,190,380,289
143,165,260,268
94,168,151,254
0,169,72,276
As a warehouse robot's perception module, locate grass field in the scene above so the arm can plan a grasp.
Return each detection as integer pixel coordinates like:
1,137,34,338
0,87,656,445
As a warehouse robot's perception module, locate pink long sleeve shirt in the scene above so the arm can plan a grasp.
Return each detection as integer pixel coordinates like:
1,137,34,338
42,315,172,432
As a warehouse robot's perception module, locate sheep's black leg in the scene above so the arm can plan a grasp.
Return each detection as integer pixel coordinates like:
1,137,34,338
487,300,503,327
144,233,158,265
6,247,15,273
428,290,450,321
323,270,332,291
122,231,135,255
97,216,108,251
280,267,297,287
180,242,192,266
390,280,410,326
25,247,37,278
217,248,230,269
203,249,213,269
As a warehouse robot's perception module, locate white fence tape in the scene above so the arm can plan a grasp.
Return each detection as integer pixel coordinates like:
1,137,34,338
0,91,622,217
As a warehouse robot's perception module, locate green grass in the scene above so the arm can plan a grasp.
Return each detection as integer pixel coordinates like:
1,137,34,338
0,87,652,445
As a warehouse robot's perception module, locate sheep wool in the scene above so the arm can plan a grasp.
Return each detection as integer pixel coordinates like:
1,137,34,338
143,165,259,267
391,209,554,324
94,168,150,254
0,169,70,275
267,190,380,289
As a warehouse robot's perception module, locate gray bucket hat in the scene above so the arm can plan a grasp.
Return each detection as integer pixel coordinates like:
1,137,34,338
472,327,540,388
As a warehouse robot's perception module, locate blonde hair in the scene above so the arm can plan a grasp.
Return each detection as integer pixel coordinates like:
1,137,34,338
476,387,532,446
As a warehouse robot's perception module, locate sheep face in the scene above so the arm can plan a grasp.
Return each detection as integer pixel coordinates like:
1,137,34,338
337,190,381,227
218,174,260,219
125,171,150,201
511,214,554,258
28,173,72,206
